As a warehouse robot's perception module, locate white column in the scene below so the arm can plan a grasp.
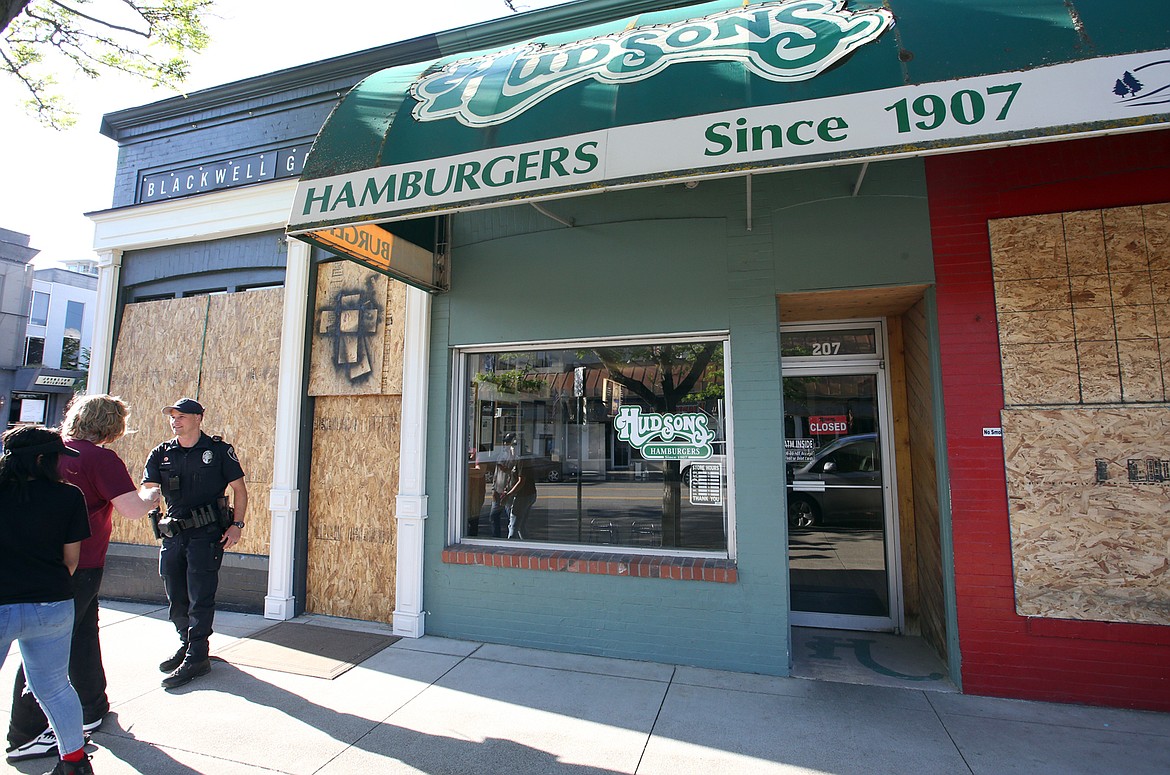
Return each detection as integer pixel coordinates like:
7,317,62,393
264,238,311,620
393,285,431,637
88,249,122,395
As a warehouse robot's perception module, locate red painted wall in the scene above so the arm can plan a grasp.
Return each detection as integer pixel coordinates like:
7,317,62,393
926,129,1170,711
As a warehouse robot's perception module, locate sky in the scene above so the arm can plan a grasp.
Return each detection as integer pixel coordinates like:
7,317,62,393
1,0,571,268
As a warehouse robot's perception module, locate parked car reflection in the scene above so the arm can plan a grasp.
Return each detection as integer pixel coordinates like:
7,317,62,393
786,433,882,528
475,451,564,483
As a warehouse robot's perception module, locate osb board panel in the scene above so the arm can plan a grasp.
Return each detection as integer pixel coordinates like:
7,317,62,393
1147,203,1170,271
996,309,1075,346
306,395,401,622
380,279,407,395
1063,210,1107,276
991,203,1169,406
1076,341,1122,404
904,299,945,659
188,289,282,555
107,292,282,557
308,261,405,396
1103,207,1149,274
992,276,1072,312
999,343,1079,404
987,214,1065,281
886,317,918,616
1119,340,1164,402
777,284,928,322
1002,407,1170,625
108,297,204,548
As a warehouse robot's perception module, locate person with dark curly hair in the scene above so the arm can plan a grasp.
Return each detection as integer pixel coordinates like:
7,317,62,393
0,425,94,774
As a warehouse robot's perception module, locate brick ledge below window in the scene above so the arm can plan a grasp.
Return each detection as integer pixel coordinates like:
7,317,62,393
442,545,737,583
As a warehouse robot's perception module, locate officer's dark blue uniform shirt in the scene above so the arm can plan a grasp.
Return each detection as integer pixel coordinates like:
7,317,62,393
142,432,245,516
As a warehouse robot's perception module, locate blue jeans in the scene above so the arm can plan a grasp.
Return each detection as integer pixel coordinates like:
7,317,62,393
0,600,85,756
488,496,508,538
508,492,536,538
9,568,108,747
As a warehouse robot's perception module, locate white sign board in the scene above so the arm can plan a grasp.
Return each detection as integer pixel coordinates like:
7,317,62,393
19,399,46,424
290,50,1170,231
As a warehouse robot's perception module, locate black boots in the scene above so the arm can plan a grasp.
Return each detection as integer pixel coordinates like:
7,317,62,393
161,658,211,689
158,644,188,673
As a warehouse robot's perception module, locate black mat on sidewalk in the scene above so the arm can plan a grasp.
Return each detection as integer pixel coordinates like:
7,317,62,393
215,622,399,679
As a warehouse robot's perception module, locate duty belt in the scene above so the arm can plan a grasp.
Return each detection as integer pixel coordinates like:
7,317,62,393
156,502,222,538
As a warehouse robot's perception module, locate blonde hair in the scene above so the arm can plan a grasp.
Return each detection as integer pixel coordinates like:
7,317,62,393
62,394,130,445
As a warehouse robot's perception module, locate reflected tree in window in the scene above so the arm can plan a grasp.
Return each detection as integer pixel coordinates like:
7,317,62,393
593,343,721,546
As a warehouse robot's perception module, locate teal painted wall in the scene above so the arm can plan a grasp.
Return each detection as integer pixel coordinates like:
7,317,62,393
422,159,934,674
768,161,936,292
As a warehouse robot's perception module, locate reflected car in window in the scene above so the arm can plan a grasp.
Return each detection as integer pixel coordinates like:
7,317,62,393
475,451,563,483
786,433,882,528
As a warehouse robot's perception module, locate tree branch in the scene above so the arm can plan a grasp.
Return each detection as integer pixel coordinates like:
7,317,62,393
46,0,148,37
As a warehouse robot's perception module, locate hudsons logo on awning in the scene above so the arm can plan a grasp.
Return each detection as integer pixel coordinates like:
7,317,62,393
614,405,717,460
411,0,894,128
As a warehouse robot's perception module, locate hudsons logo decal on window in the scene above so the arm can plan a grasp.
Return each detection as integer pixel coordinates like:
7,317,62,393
410,0,894,127
614,406,717,460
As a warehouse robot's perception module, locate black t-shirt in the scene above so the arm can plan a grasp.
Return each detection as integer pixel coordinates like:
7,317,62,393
511,460,538,498
142,432,245,516
0,480,90,605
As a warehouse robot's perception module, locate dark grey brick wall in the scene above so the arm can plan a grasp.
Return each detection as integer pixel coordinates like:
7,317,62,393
106,77,360,208
102,542,268,614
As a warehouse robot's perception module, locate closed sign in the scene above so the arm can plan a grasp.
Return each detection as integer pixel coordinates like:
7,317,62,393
809,415,848,435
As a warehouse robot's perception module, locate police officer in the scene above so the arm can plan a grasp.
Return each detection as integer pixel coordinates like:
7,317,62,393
142,398,247,689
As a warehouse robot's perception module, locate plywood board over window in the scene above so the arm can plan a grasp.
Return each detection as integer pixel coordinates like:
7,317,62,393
308,261,406,396
108,290,282,557
992,203,1170,625
306,394,401,621
305,261,407,622
991,204,1170,405
1002,407,1170,625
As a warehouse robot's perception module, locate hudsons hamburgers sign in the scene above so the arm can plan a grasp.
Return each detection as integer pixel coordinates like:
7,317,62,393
290,0,1170,287
409,0,893,127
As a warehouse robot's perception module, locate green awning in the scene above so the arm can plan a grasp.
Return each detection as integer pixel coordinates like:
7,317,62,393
289,0,1170,286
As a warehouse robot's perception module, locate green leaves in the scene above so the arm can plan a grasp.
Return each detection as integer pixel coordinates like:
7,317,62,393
2,0,212,128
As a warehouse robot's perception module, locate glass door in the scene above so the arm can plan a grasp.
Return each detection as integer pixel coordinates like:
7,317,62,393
782,322,901,632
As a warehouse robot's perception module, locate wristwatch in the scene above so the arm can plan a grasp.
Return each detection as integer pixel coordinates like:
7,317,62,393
232,521,246,530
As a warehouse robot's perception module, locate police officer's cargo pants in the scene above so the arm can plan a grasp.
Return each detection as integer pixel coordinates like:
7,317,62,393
159,525,224,661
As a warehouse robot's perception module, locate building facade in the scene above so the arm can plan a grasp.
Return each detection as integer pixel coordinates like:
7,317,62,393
0,228,38,427
10,265,98,427
91,0,1170,710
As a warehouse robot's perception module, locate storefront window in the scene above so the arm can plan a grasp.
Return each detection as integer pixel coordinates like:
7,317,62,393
458,337,729,554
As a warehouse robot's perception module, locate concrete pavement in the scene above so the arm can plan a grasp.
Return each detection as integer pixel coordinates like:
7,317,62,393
3,601,1169,774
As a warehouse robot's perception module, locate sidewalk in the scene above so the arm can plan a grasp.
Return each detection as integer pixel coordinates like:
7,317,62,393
3,602,1169,774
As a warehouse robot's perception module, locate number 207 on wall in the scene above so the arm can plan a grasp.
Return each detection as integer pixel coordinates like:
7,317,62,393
885,83,1021,133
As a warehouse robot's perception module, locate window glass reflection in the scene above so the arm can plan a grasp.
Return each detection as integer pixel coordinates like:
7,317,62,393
462,340,729,553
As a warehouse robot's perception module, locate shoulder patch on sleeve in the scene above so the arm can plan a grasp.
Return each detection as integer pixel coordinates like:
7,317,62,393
226,445,239,463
